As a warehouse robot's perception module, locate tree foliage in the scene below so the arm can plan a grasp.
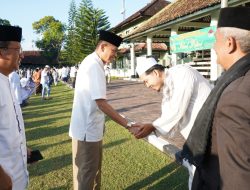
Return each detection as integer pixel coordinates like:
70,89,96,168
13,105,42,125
0,18,11,26
63,0,79,65
33,16,65,65
62,0,110,65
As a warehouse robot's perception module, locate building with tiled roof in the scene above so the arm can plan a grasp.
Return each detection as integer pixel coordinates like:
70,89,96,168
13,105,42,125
110,0,171,78
114,0,250,80
111,0,170,38
21,51,56,68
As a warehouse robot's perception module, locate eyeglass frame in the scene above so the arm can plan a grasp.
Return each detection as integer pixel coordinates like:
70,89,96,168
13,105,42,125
0,46,23,54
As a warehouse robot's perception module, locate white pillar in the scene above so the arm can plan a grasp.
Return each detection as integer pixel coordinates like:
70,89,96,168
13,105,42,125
221,0,228,8
147,36,153,56
171,27,178,66
130,43,135,77
210,11,223,81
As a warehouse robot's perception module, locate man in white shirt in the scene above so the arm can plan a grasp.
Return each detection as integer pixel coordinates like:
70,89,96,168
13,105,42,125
40,65,51,100
131,57,212,189
69,30,136,190
61,66,68,82
104,64,111,84
0,25,29,190
69,65,77,88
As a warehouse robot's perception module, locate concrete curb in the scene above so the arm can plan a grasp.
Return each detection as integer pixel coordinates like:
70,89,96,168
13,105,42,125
145,134,180,159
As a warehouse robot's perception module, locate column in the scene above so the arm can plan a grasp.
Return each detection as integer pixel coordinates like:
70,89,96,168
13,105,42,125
130,43,135,78
147,35,153,56
210,11,223,82
221,0,228,8
171,26,178,66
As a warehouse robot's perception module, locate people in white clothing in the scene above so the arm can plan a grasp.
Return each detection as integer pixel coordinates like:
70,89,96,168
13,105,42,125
69,30,138,190
130,57,212,190
40,65,51,100
104,64,111,84
9,70,22,104
70,65,77,88
0,25,29,190
61,66,68,82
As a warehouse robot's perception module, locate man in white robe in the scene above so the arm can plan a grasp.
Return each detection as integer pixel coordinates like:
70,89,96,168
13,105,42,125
0,25,29,190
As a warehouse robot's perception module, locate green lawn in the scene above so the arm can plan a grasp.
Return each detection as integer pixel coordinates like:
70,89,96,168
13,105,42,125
23,82,188,190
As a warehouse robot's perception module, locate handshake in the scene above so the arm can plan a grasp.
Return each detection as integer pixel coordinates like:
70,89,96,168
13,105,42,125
127,122,156,139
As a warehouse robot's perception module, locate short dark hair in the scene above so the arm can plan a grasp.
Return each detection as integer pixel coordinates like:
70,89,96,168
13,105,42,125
145,64,166,75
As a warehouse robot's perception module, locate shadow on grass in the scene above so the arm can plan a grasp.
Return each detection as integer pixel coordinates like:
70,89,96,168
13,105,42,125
31,139,71,152
26,124,69,141
23,108,72,121
125,162,188,190
103,138,129,149
22,101,72,113
28,153,72,176
24,115,69,129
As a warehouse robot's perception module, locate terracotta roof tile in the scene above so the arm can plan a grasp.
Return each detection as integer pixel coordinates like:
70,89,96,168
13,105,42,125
118,43,167,54
112,0,170,33
125,0,220,38
23,51,42,56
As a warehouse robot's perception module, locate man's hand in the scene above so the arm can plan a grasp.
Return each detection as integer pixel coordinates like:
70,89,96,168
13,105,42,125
128,123,141,135
0,166,12,190
129,123,155,139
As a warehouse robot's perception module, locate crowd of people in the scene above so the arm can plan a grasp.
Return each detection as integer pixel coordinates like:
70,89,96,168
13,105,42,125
7,64,79,103
0,7,250,190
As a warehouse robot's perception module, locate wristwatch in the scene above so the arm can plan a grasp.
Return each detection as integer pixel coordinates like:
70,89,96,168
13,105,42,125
126,121,134,129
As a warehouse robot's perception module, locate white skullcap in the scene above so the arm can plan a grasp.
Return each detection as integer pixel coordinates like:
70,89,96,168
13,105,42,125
45,65,50,68
136,57,158,76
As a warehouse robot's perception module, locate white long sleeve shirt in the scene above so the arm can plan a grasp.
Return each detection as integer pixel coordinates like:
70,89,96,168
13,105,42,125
0,72,28,190
9,71,22,104
153,65,212,139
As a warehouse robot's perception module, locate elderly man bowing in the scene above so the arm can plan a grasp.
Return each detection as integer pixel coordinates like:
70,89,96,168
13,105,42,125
130,57,212,189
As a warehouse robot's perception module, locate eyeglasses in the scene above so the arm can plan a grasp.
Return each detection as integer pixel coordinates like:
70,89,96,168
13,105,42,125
0,47,23,54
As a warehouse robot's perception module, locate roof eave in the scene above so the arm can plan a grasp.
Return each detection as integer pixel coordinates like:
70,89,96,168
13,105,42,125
125,0,250,41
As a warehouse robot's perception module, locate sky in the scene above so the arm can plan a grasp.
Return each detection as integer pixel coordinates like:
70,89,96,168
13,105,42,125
0,0,154,50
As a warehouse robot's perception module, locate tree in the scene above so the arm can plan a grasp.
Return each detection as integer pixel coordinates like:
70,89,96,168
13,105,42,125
63,0,110,64
33,16,65,65
0,18,11,26
63,0,79,65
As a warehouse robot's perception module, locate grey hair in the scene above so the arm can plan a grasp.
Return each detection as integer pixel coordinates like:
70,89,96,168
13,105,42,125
0,41,10,47
219,27,250,53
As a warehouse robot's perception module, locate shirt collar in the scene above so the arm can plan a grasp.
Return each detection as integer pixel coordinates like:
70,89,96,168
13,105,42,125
0,72,9,82
93,52,104,66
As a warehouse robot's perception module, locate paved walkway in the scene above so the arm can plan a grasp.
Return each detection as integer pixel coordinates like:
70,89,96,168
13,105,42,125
107,79,162,123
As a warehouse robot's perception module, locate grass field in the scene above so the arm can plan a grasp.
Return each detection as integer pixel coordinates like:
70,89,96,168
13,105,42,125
23,82,188,190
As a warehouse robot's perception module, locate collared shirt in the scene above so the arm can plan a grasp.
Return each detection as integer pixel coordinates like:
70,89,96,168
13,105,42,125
40,69,49,85
70,66,77,78
153,65,212,139
69,52,106,142
0,72,28,190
